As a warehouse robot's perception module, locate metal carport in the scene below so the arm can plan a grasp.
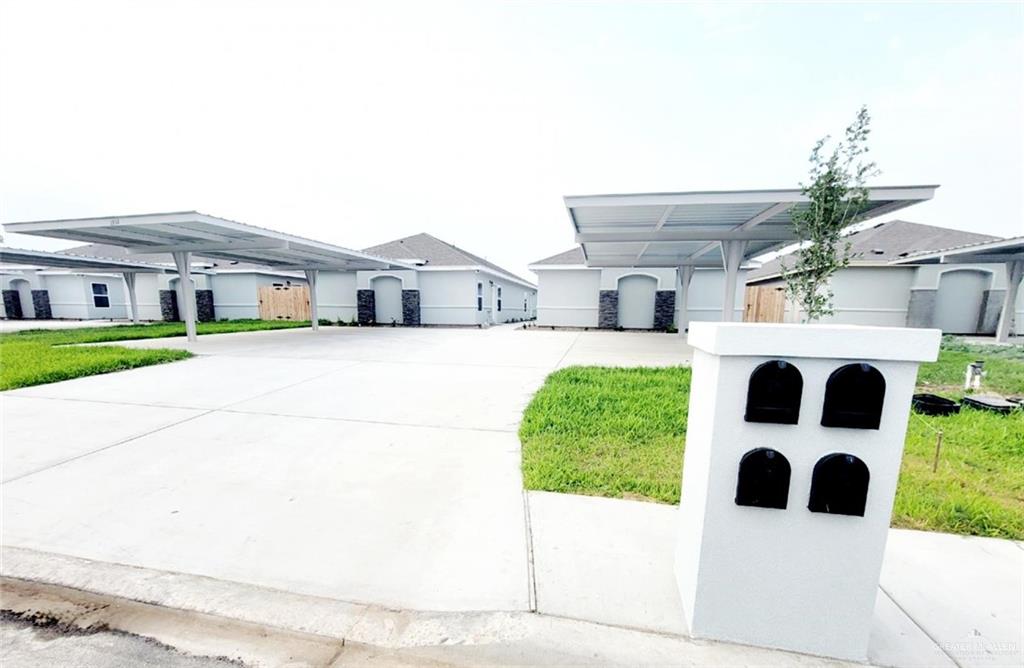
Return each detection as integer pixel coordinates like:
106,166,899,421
891,236,1024,343
563,185,938,332
0,246,179,323
3,212,414,341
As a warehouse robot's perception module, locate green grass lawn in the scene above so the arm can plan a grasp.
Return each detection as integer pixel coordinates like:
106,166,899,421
520,339,1024,539
0,319,311,391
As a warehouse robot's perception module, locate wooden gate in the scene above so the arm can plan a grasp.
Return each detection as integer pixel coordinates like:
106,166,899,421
744,285,786,323
258,285,311,321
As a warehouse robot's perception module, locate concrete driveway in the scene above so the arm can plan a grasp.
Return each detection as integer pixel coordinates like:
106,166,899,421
1,326,690,613
2,326,1019,667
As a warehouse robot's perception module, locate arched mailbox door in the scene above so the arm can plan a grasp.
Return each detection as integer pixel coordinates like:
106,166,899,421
808,453,870,516
745,360,803,424
735,448,791,509
821,363,886,430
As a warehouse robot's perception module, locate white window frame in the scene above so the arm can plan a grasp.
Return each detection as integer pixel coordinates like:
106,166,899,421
476,282,483,311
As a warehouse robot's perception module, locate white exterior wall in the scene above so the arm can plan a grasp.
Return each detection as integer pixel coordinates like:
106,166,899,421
756,263,1024,330
36,274,90,319
210,273,306,320
356,269,418,290
682,269,747,324
316,271,358,323
535,269,601,327
533,266,742,328
912,263,1024,328
418,270,482,326
489,273,536,323
33,273,128,320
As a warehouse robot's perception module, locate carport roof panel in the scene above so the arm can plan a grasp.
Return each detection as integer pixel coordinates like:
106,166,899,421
565,186,938,267
3,211,415,271
889,236,1024,265
0,246,173,272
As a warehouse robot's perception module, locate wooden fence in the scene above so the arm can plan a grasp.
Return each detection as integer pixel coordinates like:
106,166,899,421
743,285,786,323
257,285,311,321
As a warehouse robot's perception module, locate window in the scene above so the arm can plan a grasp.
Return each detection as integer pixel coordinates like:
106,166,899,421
476,282,483,311
745,360,803,424
821,363,886,430
91,283,110,308
524,297,527,312
497,286,502,312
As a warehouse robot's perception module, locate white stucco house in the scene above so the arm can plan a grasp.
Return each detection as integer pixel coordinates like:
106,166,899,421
317,233,537,326
746,220,1024,334
529,247,746,330
2,233,536,328
1,242,304,321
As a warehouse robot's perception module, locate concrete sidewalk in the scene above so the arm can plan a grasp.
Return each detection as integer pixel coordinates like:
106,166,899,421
2,327,1021,666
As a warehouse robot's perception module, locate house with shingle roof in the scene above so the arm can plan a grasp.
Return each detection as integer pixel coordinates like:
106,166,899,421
746,220,1022,334
528,246,748,330
343,233,536,326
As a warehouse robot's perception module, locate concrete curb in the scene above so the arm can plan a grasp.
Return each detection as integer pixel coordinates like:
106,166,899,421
0,546,857,666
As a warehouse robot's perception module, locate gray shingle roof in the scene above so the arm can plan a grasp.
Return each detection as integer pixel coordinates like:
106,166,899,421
531,247,585,266
747,220,999,282
363,233,534,285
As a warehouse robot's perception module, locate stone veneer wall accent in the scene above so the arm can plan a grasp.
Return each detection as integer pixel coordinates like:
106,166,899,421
3,290,23,319
357,289,376,325
905,289,935,328
598,290,618,329
654,290,676,330
31,290,52,319
977,289,1005,335
159,290,179,321
402,289,421,326
196,289,215,322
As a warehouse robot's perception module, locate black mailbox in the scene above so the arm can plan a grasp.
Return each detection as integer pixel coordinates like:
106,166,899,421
821,363,886,429
745,360,803,424
735,448,791,509
808,453,870,516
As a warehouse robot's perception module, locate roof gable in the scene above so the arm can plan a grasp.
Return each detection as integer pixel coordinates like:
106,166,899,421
531,247,585,265
363,233,534,285
747,220,1000,281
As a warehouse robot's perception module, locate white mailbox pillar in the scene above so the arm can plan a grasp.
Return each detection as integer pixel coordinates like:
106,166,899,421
675,322,941,661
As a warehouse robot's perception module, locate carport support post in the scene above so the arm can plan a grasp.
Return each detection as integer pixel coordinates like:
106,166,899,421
122,271,140,324
304,269,320,331
171,251,198,342
677,265,694,337
720,240,747,322
996,260,1023,343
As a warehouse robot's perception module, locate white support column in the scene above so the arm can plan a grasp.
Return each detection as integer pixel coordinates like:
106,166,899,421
171,251,197,342
996,260,1023,344
677,265,694,337
304,269,320,331
720,240,748,322
122,271,140,324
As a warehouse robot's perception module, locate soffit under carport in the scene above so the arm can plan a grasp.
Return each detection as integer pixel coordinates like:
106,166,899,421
2,212,415,272
0,246,174,273
565,186,939,268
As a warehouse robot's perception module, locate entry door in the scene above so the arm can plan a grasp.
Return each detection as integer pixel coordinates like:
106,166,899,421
617,275,657,329
373,276,403,325
934,270,989,334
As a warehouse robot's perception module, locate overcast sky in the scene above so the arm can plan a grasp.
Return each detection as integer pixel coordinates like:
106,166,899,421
1,1,1022,281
